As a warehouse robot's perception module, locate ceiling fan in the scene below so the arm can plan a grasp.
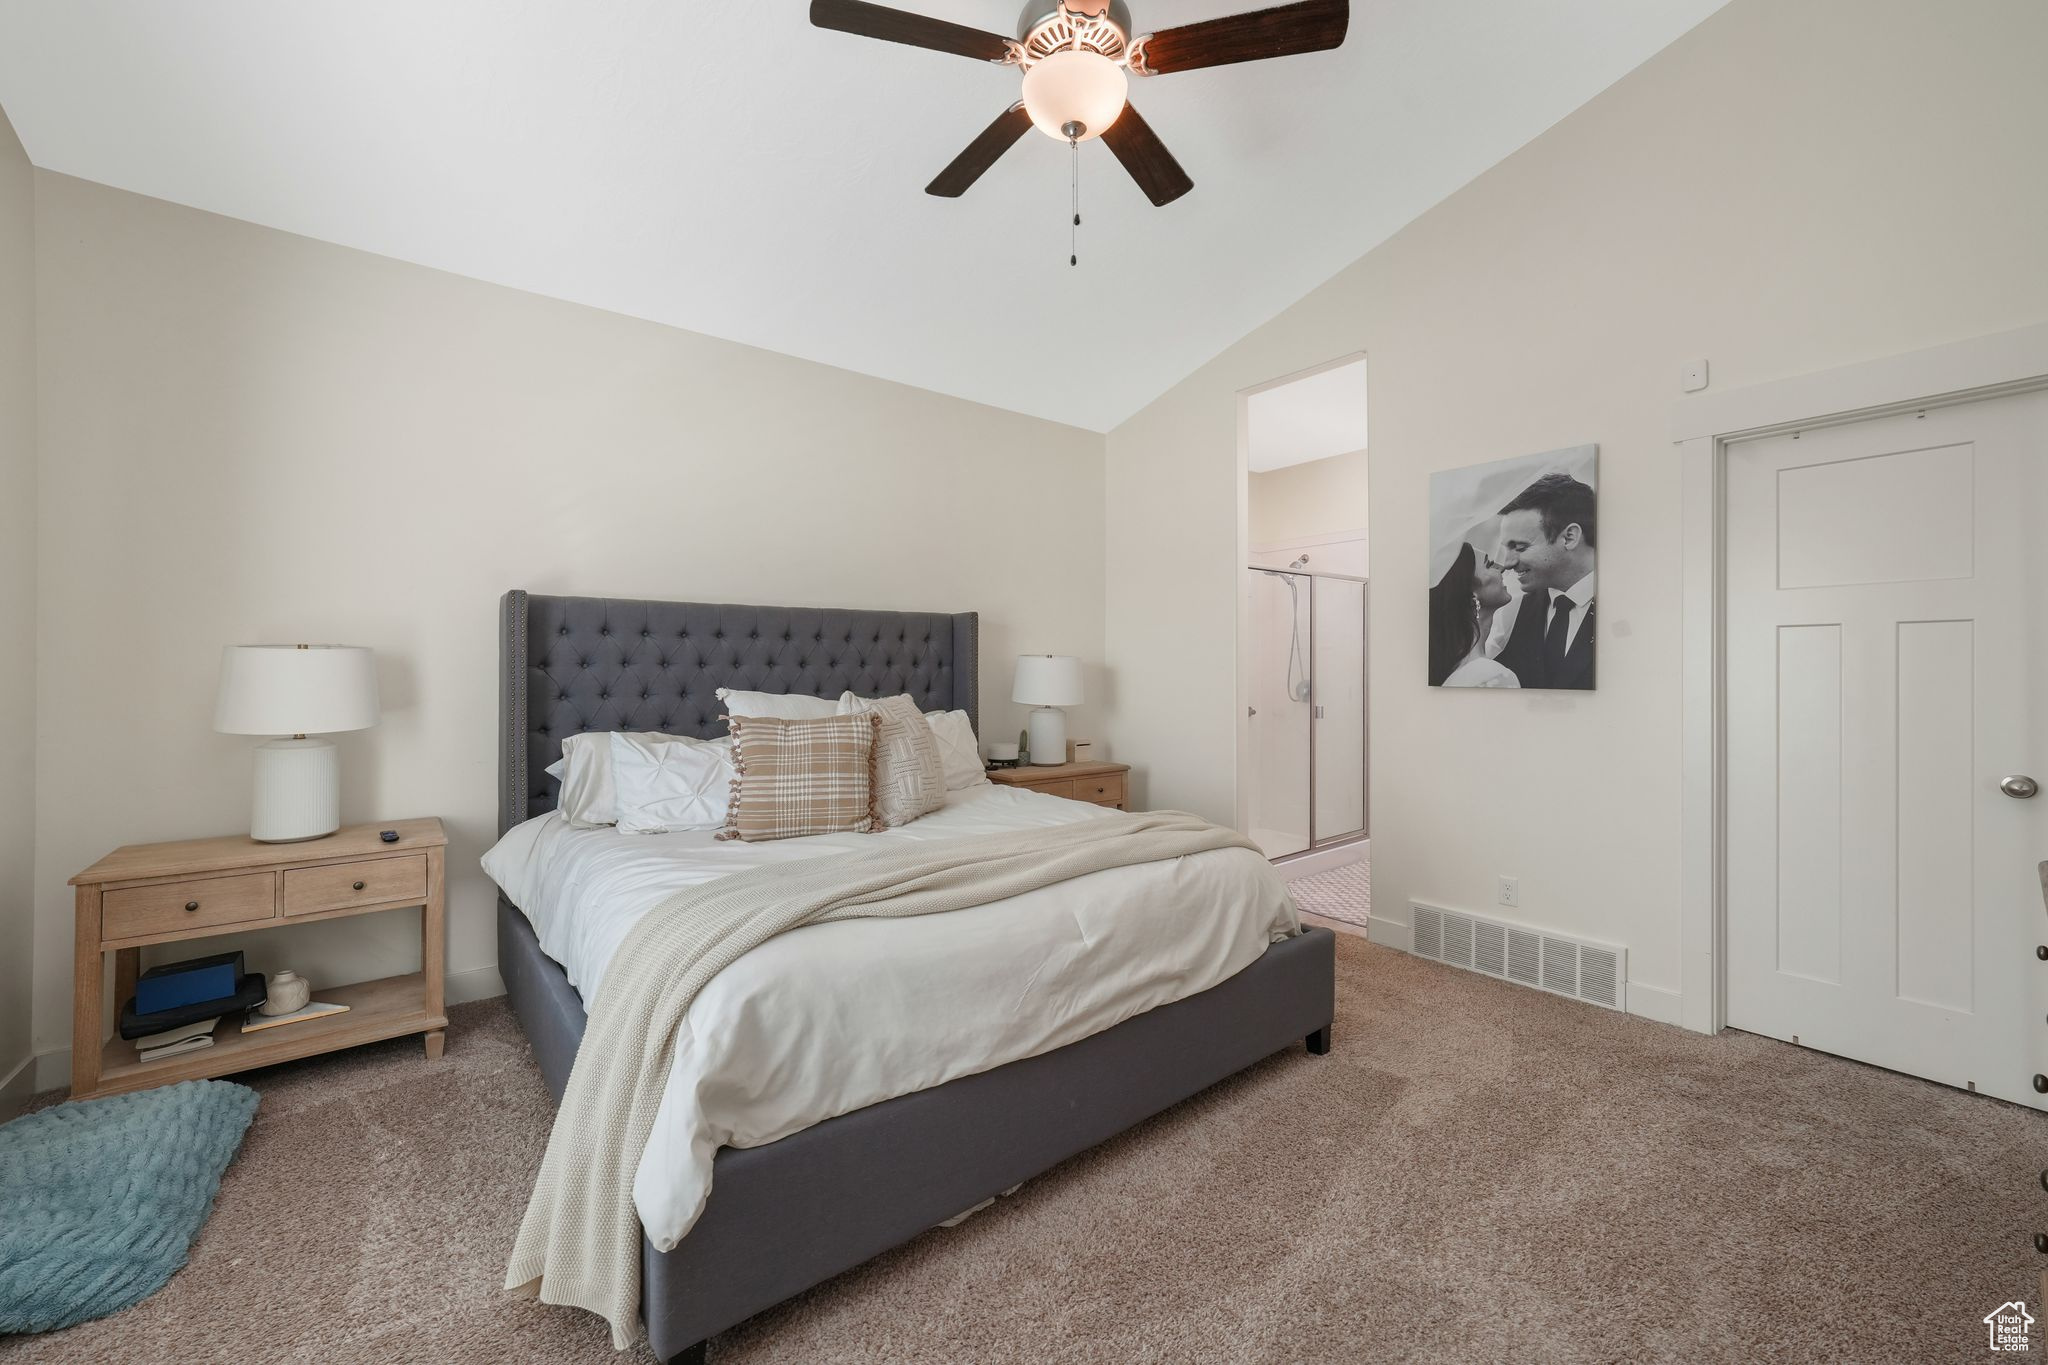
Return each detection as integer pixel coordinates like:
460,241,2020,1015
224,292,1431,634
810,0,1350,207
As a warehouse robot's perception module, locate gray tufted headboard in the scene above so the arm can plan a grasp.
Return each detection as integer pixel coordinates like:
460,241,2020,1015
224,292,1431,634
499,591,979,835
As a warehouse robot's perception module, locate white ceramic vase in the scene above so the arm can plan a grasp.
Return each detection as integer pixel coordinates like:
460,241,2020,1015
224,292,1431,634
260,969,311,1017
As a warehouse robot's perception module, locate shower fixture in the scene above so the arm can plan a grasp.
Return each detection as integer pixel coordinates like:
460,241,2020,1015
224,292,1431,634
1256,563,1313,702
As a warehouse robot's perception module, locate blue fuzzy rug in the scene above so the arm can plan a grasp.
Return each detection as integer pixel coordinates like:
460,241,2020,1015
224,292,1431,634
0,1079,258,1334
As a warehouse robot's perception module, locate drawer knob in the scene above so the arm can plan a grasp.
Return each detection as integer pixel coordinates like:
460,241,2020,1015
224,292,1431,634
352,880,366,891
184,900,199,912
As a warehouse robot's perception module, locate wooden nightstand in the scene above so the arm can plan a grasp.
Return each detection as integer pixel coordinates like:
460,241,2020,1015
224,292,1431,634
986,760,1130,810
67,818,448,1101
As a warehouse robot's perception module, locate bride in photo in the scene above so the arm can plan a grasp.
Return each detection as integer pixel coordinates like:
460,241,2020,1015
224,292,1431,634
1428,541,1520,688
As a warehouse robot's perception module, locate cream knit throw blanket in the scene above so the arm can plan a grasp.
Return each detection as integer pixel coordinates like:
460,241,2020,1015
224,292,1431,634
505,809,1263,1348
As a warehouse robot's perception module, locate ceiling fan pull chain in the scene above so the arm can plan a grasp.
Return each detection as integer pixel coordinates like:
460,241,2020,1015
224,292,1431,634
1070,135,1081,267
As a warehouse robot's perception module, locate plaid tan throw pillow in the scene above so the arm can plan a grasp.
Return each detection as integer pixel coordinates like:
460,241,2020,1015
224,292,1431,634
719,712,881,842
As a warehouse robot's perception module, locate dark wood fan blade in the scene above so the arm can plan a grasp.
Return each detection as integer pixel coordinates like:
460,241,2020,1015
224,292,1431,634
809,0,1013,63
1100,104,1193,207
1134,0,1348,75
927,104,1034,197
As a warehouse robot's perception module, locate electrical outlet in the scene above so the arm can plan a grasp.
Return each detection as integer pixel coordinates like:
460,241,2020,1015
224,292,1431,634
1497,876,1519,908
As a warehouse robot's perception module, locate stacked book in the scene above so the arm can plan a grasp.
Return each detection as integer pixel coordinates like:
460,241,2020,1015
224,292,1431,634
134,1016,222,1062
118,951,267,1056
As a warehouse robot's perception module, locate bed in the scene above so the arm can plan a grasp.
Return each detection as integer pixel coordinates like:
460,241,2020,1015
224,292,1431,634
494,590,1336,1363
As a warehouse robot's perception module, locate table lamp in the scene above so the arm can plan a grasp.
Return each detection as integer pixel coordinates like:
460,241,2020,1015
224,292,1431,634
215,644,379,842
1013,655,1083,767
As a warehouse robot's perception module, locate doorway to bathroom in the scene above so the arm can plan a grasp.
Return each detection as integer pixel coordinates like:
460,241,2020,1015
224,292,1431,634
1237,355,1369,924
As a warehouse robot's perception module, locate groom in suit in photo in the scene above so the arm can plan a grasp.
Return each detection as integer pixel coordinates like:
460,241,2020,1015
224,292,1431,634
1492,472,1596,690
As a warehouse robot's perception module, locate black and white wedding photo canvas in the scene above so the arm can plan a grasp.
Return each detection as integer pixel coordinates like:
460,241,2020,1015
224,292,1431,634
1428,444,1598,690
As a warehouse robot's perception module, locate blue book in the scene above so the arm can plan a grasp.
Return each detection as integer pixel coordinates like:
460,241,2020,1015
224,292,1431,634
120,972,265,1040
133,952,244,1015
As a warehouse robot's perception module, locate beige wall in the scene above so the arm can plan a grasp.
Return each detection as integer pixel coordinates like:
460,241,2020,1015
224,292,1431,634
1248,449,1368,550
0,106,34,1104
1104,0,2048,1011
28,173,1105,1070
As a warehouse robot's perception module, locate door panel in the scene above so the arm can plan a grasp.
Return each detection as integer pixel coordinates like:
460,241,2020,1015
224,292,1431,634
1895,618,1974,1012
1311,576,1367,844
1773,623,1843,985
1247,569,1310,858
1725,391,2048,1108
1774,441,1974,588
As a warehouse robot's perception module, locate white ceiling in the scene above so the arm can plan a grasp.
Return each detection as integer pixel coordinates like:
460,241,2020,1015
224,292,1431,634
0,1,1723,432
1247,357,1368,472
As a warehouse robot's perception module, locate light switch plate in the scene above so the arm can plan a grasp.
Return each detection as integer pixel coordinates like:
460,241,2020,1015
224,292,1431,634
1681,359,1710,393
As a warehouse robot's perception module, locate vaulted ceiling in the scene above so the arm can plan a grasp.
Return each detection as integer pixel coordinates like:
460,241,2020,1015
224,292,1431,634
0,1,1723,431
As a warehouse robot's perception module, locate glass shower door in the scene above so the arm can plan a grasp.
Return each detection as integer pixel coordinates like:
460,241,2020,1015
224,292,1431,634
1311,577,1368,844
1247,569,1312,857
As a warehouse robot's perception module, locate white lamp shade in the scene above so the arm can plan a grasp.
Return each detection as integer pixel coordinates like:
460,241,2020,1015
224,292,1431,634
1013,655,1084,707
215,645,379,736
1020,49,1128,142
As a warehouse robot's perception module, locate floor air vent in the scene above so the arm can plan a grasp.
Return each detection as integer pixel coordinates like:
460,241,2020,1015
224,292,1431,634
1408,903,1625,1011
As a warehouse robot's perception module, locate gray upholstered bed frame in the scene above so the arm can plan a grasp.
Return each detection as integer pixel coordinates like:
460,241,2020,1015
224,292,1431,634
496,590,1336,1363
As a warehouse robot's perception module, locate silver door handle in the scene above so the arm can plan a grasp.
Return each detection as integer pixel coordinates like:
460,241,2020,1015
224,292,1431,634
2002,774,2040,799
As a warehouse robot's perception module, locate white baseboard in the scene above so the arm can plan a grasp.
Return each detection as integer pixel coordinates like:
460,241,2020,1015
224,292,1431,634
1624,980,1683,1026
33,1046,69,1095
1276,838,1368,882
1365,913,1410,952
446,965,505,1005
0,1051,34,1118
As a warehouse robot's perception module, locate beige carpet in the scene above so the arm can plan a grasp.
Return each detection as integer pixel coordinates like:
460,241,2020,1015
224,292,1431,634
7,934,2042,1364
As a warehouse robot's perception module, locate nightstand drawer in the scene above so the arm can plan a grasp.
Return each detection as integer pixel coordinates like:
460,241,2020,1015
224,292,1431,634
283,855,428,917
986,762,1132,811
1071,774,1125,805
103,872,277,940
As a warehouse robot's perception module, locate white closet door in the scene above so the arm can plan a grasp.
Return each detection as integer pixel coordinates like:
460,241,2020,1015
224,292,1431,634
1724,391,2048,1107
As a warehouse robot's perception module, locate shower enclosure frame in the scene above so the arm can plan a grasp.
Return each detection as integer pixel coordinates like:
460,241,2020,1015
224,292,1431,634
1247,564,1369,859
1233,347,1371,867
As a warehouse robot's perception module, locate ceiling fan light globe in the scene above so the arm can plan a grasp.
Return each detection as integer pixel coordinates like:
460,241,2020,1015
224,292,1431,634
1020,49,1128,142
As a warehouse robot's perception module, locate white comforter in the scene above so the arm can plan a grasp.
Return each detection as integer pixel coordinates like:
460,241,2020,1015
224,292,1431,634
482,783,1298,1250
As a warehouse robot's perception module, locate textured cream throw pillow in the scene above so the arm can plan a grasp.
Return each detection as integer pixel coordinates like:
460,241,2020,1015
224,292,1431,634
837,692,948,827
719,712,880,842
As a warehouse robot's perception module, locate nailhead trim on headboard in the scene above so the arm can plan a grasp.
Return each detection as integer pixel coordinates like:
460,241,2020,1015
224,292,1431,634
499,592,979,835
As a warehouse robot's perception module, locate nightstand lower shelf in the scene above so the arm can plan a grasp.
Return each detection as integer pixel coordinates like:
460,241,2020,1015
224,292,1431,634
90,971,447,1100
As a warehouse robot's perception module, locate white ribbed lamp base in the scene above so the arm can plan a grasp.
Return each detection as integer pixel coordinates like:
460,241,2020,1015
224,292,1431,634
1025,707,1068,767
250,737,341,842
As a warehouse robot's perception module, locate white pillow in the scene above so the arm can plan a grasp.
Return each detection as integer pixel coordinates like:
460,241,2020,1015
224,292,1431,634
610,732,736,834
925,710,988,790
546,730,677,827
838,692,947,827
715,687,839,721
